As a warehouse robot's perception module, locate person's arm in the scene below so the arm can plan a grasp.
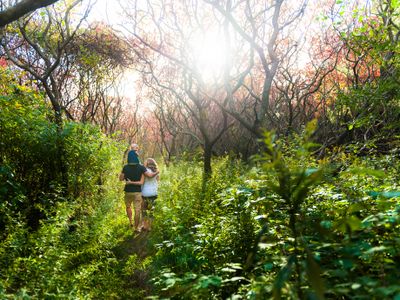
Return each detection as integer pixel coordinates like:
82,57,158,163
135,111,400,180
144,169,159,178
126,174,144,185
119,172,125,181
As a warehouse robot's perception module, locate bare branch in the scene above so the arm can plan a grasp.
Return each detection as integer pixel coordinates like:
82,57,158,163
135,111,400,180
0,0,59,27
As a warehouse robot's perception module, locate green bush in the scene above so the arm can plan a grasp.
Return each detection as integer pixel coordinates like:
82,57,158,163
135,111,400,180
0,67,141,298
146,125,400,300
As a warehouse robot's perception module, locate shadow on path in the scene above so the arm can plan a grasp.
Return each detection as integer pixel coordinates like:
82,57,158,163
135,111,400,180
112,229,153,299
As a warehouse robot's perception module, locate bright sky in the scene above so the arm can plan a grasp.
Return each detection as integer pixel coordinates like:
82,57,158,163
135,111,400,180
86,0,138,100
84,0,328,95
87,0,232,85
87,0,122,25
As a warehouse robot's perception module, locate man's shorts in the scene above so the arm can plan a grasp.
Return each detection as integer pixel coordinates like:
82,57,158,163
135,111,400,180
124,192,142,209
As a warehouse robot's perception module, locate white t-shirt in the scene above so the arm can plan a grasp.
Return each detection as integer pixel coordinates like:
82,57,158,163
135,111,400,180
142,168,159,197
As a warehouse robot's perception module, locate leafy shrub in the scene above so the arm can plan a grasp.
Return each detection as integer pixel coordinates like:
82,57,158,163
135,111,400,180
146,123,400,300
0,67,141,298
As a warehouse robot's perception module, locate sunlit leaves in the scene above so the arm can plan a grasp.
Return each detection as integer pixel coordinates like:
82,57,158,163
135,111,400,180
305,248,325,300
272,255,295,299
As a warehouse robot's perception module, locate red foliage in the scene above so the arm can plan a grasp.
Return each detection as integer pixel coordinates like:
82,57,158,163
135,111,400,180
0,58,7,67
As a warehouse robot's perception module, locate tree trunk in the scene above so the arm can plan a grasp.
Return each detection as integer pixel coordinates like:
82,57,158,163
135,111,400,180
203,143,212,179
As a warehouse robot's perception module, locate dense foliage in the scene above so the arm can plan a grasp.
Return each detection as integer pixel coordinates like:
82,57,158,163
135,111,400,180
0,67,142,298
146,128,400,299
0,65,399,299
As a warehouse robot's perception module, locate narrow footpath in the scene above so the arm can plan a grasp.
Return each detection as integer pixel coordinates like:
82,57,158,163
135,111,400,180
112,230,153,299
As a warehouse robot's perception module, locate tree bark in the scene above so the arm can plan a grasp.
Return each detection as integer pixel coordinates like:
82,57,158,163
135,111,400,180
203,143,212,180
0,0,59,27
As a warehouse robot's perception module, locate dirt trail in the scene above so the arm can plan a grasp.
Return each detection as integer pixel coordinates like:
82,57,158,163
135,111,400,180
113,230,153,298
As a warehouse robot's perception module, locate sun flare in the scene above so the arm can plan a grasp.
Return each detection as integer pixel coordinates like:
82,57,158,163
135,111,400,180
190,30,228,82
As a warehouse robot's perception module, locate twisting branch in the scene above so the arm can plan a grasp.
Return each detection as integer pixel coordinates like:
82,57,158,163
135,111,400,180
0,0,59,27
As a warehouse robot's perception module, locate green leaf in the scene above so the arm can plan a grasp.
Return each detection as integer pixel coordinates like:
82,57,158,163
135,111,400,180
320,220,332,229
222,276,247,283
346,216,362,231
306,249,325,300
351,283,361,290
305,168,319,176
367,190,400,199
344,167,385,178
197,275,222,288
273,255,295,299
364,246,386,255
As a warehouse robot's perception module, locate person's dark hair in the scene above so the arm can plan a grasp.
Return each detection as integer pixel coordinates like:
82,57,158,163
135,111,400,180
127,150,140,164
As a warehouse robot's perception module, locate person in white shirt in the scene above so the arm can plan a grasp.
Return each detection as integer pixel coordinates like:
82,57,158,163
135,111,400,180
141,158,160,231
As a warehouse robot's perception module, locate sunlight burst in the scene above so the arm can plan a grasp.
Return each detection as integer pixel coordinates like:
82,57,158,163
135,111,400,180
190,30,228,82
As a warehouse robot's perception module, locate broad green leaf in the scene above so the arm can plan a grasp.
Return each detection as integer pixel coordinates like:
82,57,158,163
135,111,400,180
306,249,325,300
273,255,295,299
364,246,386,255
